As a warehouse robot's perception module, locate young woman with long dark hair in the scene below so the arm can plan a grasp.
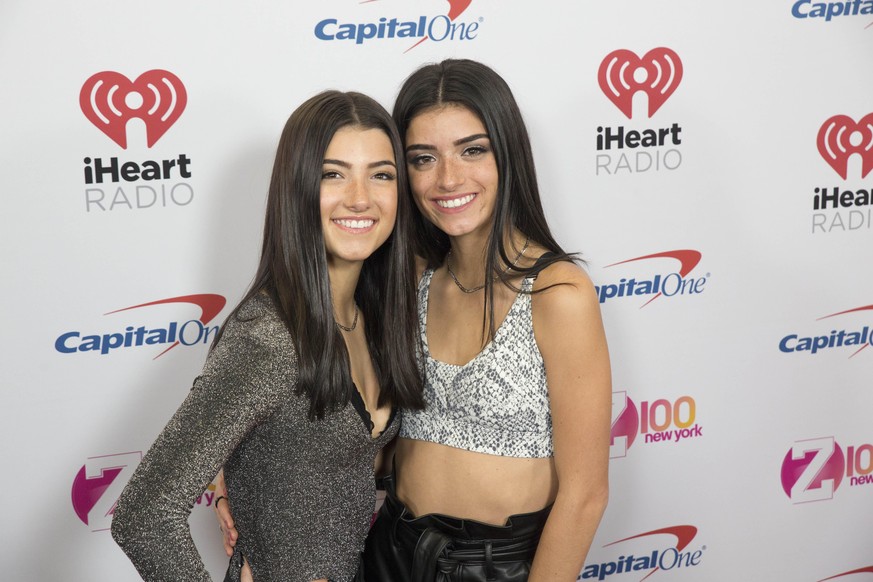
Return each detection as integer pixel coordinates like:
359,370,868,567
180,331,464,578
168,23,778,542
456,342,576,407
111,90,423,582
217,59,611,581
360,59,611,581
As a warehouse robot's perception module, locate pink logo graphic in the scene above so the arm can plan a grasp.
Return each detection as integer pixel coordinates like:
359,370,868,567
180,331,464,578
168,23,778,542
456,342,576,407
71,452,142,531
611,391,701,458
781,437,845,503
80,70,187,149
817,114,873,179
599,48,683,119
107,294,226,358
819,566,873,581
610,391,639,458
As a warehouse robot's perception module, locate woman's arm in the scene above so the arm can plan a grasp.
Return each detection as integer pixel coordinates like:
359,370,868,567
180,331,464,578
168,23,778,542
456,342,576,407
111,309,292,581
528,262,611,581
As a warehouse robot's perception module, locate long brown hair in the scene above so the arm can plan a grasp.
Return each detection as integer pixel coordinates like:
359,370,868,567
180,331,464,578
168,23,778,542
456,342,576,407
223,90,423,419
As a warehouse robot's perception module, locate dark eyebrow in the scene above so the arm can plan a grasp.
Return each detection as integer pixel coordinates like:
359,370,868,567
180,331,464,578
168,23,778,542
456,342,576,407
454,133,489,146
405,133,490,153
323,159,396,169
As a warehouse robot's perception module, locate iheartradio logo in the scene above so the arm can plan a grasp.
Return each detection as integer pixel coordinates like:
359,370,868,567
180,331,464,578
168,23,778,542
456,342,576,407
598,48,683,119
816,114,873,179
80,70,187,149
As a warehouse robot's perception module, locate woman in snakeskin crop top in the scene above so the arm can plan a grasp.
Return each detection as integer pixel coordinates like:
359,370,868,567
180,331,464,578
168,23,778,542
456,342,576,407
111,91,423,582
363,59,612,581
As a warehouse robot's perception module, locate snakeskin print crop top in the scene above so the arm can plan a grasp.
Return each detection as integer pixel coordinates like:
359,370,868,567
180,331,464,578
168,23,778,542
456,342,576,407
400,268,554,458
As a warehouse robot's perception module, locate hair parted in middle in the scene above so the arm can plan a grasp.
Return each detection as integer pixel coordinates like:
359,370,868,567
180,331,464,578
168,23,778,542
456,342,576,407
228,90,424,419
393,59,575,337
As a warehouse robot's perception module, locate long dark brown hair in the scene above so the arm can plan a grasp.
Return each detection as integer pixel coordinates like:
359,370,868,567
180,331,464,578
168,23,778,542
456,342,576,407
222,90,423,419
393,59,576,338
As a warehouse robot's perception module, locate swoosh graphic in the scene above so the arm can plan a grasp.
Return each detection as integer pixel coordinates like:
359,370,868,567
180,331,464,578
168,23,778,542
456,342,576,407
819,565,873,581
817,304,873,358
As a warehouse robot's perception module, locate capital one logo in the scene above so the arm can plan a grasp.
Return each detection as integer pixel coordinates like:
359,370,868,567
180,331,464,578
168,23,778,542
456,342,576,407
80,70,187,149
598,48,683,119
314,0,479,52
71,452,141,531
581,525,705,581
595,250,708,307
817,114,873,179
54,293,226,359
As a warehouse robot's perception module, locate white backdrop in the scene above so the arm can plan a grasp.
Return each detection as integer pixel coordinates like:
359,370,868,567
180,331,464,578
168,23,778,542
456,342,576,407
2,1,872,580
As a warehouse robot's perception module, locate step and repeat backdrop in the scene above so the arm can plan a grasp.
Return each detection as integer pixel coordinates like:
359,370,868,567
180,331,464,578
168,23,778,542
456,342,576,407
1,1,871,580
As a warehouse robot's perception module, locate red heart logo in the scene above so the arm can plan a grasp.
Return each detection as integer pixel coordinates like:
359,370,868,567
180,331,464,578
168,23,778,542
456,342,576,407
598,48,683,119
816,113,873,179
79,70,187,149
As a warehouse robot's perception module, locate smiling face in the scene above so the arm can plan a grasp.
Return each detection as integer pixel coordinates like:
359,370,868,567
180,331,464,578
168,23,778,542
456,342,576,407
404,104,499,241
320,125,398,268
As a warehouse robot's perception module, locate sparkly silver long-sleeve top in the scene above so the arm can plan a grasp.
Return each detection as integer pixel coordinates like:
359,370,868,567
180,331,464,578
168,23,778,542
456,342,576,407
111,294,399,582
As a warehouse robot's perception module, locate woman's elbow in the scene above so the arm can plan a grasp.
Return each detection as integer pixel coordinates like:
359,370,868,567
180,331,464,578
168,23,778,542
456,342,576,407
559,480,609,523
110,494,135,550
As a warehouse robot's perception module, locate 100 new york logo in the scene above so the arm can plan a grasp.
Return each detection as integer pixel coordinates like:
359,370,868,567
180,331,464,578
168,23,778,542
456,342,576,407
610,391,703,459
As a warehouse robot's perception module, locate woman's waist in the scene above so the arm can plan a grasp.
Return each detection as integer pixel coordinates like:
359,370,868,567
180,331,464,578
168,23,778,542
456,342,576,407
394,438,556,525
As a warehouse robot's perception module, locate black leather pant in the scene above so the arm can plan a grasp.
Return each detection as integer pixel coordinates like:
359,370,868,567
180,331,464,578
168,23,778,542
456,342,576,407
363,487,550,582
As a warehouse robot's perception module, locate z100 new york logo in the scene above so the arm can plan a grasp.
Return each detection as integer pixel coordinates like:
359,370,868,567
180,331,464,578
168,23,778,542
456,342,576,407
781,436,873,504
610,391,703,459
79,69,193,213
595,47,684,176
811,113,873,233
314,0,482,52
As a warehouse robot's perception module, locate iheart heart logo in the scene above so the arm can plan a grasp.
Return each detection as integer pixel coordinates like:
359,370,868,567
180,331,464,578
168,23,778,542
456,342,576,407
79,70,187,149
816,113,873,179
598,48,683,119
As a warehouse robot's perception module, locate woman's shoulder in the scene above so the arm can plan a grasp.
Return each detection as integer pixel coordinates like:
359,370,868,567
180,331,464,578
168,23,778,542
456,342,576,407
222,292,289,347
527,250,598,312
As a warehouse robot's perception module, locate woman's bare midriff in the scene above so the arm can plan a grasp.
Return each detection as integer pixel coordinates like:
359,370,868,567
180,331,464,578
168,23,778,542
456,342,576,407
394,437,557,525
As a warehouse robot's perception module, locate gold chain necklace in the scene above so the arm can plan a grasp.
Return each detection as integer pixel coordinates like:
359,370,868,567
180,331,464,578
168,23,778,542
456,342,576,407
445,238,530,294
335,303,359,332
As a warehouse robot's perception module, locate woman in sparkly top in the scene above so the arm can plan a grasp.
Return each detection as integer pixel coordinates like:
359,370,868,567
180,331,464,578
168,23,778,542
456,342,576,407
218,59,612,581
111,90,423,582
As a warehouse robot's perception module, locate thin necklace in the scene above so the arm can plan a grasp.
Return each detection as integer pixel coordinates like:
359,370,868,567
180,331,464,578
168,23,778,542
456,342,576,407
335,304,359,332
446,238,530,294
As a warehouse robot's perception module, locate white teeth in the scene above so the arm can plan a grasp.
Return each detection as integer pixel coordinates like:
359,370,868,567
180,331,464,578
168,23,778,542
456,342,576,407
436,194,475,208
335,219,374,229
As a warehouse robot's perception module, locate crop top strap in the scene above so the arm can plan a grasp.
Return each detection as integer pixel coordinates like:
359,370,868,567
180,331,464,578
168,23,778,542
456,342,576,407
525,251,558,281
